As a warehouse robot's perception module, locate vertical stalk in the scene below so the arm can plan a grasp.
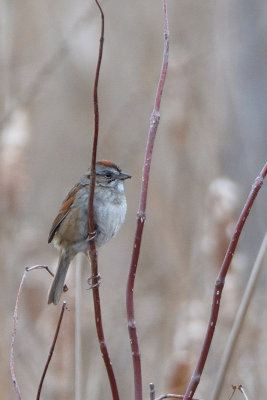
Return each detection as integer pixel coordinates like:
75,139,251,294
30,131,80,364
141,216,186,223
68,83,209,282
183,162,267,399
87,2,120,399
126,2,169,400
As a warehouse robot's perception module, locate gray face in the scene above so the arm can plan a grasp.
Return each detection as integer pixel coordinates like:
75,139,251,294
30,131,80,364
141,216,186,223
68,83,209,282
96,165,122,185
87,162,131,187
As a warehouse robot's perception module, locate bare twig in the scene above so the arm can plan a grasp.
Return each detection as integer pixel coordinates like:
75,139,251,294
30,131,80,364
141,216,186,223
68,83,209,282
25,265,49,272
238,385,249,400
156,396,187,400
229,386,237,400
150,383,156,400
183,161,267,400
88,0,104,226
155,394,200,400
36,302,67,400
150,383,202,400
10,265,52,400
230,385,249,400
87,2,119,400
126,2,169,400
10,271,27,400
211,232,267,400
75,254,83,400
43,264,68,292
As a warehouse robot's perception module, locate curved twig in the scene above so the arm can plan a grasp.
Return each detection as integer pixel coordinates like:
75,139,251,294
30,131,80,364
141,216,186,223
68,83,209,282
155,395,200,400
10,265,51,400
36,302,67,400
211,231,267,400
87,2,120,400
238,385,249,400
183,161,267,399
10,271,27,400
149,382,200,400
126,2,169,400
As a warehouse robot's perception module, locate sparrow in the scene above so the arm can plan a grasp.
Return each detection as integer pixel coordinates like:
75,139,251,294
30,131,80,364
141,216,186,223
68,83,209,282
48,160,131,305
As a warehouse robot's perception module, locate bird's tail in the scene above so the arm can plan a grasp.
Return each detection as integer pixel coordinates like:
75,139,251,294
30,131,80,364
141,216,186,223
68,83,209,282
48,250,72,305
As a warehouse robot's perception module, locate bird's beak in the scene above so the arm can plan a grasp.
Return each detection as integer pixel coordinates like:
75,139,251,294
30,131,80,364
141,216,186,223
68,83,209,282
119,172,131,180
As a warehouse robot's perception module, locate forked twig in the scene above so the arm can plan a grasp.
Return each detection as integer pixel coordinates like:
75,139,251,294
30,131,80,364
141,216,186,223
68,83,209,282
10,265,51,400
87,1,119,400
183,161,267,400
211,231,267,400
229,385,249,400
36,302,67,400
126,2,169,400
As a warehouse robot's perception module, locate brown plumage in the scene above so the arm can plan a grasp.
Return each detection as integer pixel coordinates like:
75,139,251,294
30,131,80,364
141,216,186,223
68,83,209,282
47,161,131,305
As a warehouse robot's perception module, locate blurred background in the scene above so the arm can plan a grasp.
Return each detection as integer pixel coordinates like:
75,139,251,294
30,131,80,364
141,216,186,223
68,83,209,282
1,0,267,399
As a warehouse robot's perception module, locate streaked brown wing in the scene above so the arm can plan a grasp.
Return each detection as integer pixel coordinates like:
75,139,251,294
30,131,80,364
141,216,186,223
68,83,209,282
48,184,82,243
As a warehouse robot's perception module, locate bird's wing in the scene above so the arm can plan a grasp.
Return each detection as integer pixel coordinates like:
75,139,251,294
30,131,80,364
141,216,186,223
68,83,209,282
48,184,84,243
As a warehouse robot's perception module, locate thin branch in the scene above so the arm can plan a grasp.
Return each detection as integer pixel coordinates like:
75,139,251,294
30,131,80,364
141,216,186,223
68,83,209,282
149,383,200,400
10,265,52,400
10,271,27,400
42,264,68,292
155,396,200,400
211,231,267,400
183,161,267,400
230,385,249,400
36,302,67,400
25,265,49,272
238,385,249,400
229,386,237,400
87,2,119,400
126,2,169,400
150,383,156,400
75,254,83,400
88,0,104,230
150,384,201,400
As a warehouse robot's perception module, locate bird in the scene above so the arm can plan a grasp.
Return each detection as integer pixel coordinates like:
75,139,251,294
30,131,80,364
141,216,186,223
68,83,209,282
47,160,131,305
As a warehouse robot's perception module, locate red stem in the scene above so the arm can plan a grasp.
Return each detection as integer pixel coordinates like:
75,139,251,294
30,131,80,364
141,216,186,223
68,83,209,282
88,0,104,223
87,2,120,400
183,161,267,399
126,2,169,400
36,302,67,400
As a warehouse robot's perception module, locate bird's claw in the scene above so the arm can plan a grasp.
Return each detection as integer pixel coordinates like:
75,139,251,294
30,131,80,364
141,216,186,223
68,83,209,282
86,230,97,242
87,273,101,290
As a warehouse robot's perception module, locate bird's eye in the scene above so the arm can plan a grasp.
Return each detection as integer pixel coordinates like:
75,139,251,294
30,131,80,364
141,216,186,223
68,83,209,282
105,172,112,179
